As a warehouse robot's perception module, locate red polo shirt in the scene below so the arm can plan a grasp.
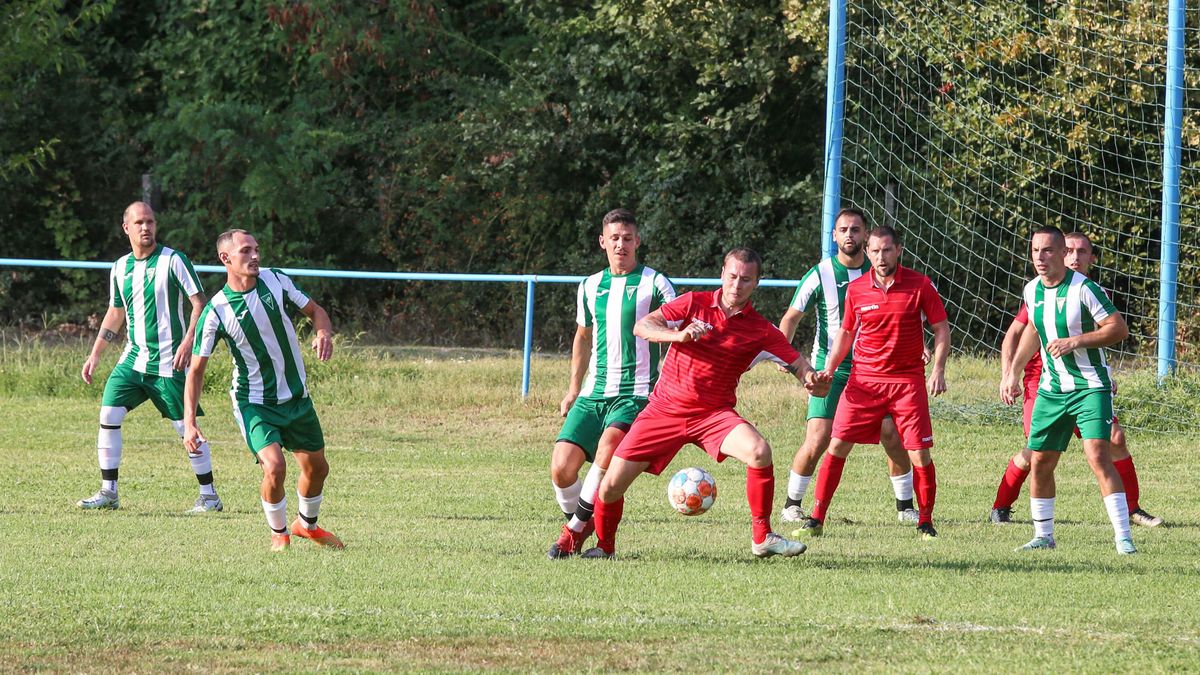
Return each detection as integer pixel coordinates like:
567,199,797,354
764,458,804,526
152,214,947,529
841,265,948,383
1012,304,1043,388
652,289,800,414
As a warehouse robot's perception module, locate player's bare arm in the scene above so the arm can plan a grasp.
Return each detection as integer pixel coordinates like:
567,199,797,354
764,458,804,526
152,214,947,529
820,327,852,378
927,319,951,397
173,292,206,372
182,354,208,452
1001,322,1041,405
300,300,335,361
81,306,127,384
635,309,708,343
775,307,806,372
1045,312,1128,357
560,325,592,417
998,316,1026,398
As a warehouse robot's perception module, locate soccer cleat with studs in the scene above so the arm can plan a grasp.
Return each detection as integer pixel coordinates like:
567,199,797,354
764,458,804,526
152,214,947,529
270,533,291,552
780,504,807,523
1115,537,1138,555
1016,536,1056,551
791,516,823,538
189,494,223,513
752,532,807,558
289,518,345,549
1129,508,1163,528
77,489,119,510
897,508,920,523
580,547,613,560
989,507,1013,524
917,522,938,539
547,520,595,559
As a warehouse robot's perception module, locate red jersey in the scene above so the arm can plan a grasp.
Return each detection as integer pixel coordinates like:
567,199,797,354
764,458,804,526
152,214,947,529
1012,304,1043,388
841,265,948,383
652,290,800,413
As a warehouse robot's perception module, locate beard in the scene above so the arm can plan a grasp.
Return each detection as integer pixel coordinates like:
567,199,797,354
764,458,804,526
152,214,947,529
839,240,863,257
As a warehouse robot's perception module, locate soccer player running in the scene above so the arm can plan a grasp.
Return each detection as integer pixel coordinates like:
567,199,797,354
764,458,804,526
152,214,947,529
182,229,343,552
1001,226,1136,554
777,207,919,526
78,201,222,513
991,231,1161,527
580,247,831,560
547,209,676,558
800,225,951,539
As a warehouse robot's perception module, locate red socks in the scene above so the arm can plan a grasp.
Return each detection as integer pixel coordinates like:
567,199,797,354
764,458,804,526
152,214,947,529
1112,457,1140,511
746,465,775,545
593,496,624,554
810,453,846,522
992,458,1030,509
913,462,937,525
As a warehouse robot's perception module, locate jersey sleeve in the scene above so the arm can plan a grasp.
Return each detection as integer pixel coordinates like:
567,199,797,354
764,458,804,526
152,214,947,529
109,263,121,309
658,292,694,324
760,323,801,365
193,304,222,357
273,269,311,311
170,252,204,297
576,281,591,328
920,278,949,325
789,267,821,313
653,273,677,306
1014,303,1029,325
1080,279,1117,322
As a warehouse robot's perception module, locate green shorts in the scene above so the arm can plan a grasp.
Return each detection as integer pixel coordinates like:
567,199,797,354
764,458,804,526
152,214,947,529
557,395,648,461
101,361,202,420
806,371,850,420
1028,388,1113,452
233,396,325,456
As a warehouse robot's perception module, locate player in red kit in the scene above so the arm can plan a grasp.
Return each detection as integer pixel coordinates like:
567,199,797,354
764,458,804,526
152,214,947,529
580,248,832,559
797,226,951,539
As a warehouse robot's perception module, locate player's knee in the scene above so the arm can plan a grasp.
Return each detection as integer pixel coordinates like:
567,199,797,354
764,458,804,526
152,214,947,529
1013,452,1032,471
99,406,127,428
746,437,772,468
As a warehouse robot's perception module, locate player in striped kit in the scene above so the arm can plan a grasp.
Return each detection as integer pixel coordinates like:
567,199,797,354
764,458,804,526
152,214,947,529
78,202,223,512
183,229,343,552
547,209,676,558
991,231,1161,527
776,207,919,526
1001,226,1136,554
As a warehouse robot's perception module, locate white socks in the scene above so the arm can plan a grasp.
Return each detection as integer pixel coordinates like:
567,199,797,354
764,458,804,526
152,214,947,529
1103,492,1131,541
297,493,324,531
1031,497,1055,539
171,420,215,495
890,470,914,501
262,497,288,533
787,470,812,501
97,406,125,494
554,479,582,517
568,465,606,533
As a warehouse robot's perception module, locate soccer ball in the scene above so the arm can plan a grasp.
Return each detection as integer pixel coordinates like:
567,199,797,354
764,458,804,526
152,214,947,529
667,467,717,516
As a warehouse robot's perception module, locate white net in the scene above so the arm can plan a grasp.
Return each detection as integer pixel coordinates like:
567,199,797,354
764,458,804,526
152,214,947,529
840,0,1200,431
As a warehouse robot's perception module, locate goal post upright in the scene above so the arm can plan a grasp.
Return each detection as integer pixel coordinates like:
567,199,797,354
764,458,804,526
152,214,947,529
1158,0,1186,382
821,0,848,259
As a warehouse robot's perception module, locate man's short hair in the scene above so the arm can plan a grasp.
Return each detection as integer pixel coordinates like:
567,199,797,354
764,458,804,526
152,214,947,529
216,228,250,254
868,225,901,246
601,209,637,230
723,246,763,278
1064,231,1095,252
123,201,154,224
1032,225,1066,247
836,206,869,228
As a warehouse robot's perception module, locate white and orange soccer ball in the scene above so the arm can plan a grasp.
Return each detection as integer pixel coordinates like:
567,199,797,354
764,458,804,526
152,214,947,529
667,467,717,516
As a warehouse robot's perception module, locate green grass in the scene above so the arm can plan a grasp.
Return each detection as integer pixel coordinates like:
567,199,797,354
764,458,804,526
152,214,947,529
1,344,1198,672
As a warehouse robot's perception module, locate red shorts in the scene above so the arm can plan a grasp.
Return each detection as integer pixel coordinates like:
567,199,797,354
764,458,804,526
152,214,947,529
832,378,933,450
614,402,749,475
1022,378,1118,438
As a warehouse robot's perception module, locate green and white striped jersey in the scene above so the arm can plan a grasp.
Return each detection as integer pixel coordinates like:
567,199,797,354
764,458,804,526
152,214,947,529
194,268,312,405
790,256,871,373
1022,271,1117,393
577,265,676,399
109,245,204,377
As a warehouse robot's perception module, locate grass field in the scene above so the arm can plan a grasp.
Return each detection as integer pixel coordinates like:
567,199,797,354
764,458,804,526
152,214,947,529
1,343,1198,672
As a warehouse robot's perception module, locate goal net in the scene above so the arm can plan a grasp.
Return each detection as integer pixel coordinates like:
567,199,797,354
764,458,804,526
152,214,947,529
839,0,1200,430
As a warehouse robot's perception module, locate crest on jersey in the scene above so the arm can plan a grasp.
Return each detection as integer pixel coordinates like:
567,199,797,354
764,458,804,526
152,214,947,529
262,292,276,312
626,286,637,300
144,267,156,283
1056,297,1067,312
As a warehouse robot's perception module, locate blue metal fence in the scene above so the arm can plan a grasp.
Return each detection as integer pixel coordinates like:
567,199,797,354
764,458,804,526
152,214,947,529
0,257,803,397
